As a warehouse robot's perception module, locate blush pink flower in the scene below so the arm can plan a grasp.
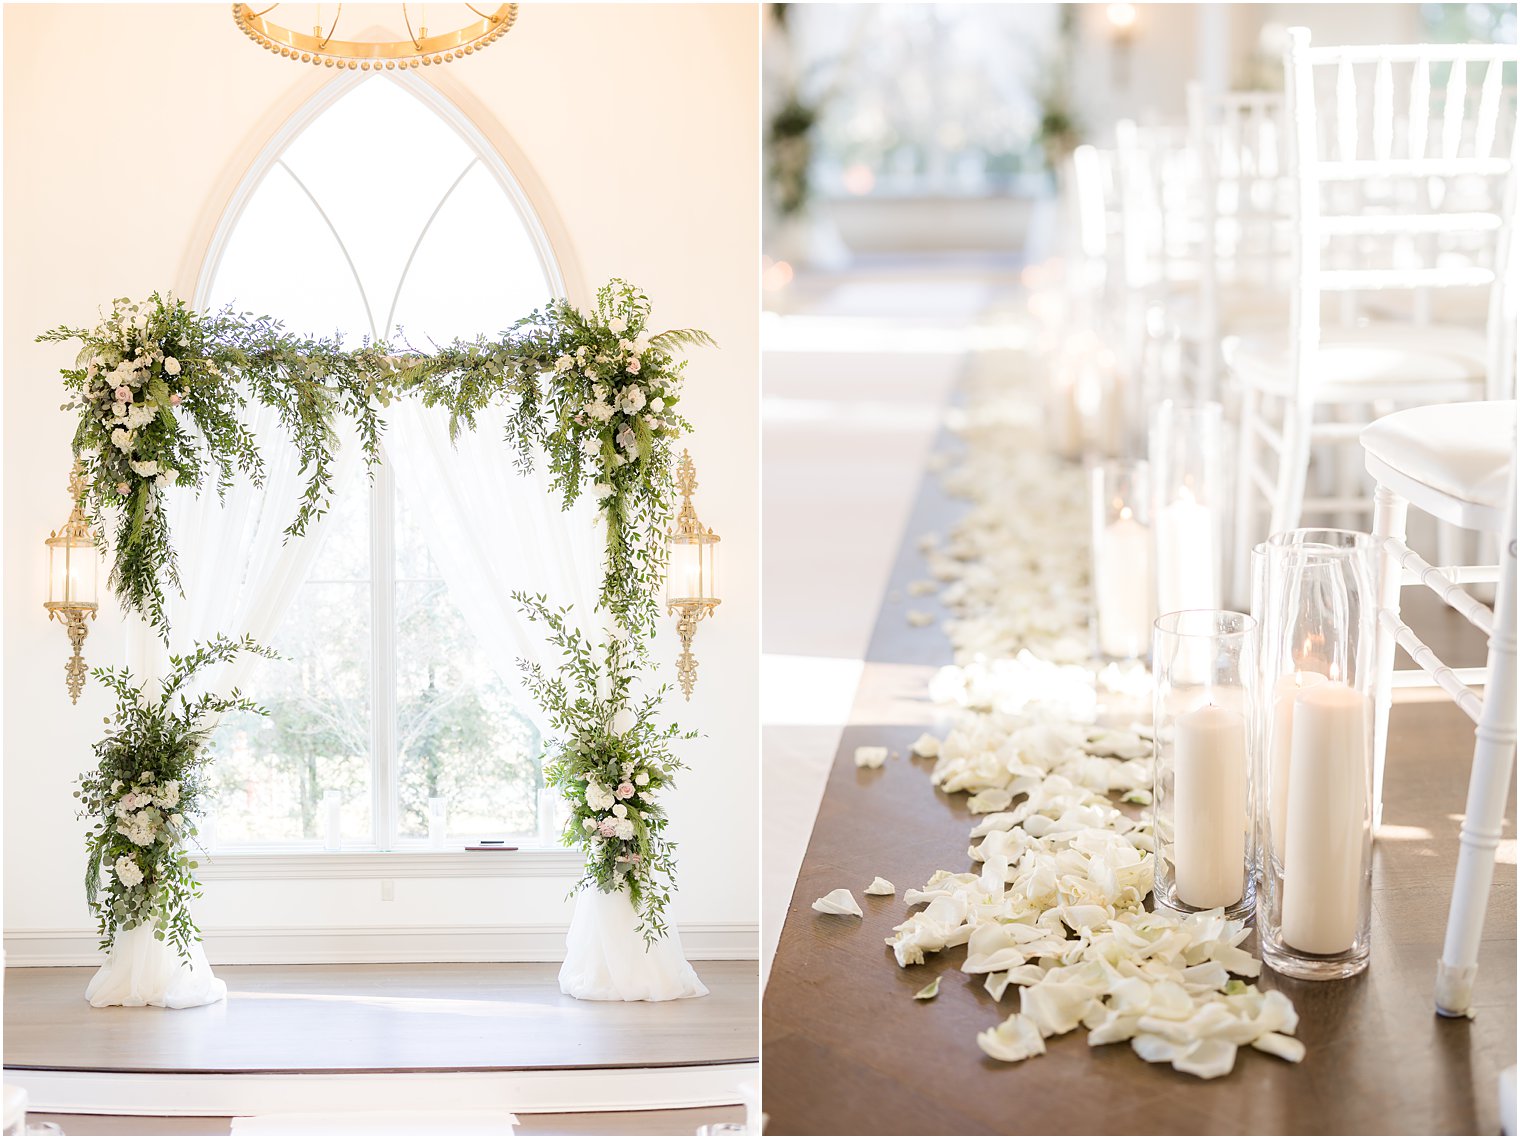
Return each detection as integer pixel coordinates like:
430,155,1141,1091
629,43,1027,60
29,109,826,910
597,818,618,838
114,386,133,403
616,782,635,799
169,392,183,406
116,482,130,495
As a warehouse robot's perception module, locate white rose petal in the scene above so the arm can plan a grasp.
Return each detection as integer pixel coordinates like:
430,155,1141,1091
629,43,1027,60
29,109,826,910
811,888,862,917
909,733,940,757
1250,1032,1306,1063
854,746,888,769
976,1014,1046,1062
864,877,895,896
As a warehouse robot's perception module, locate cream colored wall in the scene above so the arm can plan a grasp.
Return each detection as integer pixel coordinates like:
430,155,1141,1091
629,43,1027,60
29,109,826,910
3,4,759,950
1072,3,1432,138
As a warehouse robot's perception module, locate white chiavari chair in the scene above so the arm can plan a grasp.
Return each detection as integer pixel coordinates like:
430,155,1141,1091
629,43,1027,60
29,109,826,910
1361,399,1515,1018
1230,29,1519,606
1178,84,1294,404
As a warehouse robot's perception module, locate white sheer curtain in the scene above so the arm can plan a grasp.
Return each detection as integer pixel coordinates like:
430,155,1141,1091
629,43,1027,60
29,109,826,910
94,405,360,1009
385,401,602,726
386,401,705,1002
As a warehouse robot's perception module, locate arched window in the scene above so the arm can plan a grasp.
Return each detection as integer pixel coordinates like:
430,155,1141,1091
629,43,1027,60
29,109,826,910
203,77,562,850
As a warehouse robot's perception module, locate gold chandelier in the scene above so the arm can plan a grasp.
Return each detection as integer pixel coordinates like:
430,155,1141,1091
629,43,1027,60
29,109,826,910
233,4,518,69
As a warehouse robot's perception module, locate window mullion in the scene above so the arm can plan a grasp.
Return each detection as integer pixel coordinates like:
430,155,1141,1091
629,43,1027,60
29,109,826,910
370,453,399,850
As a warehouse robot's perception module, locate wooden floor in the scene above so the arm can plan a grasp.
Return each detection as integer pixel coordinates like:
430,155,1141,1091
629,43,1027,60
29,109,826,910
761,433,1516,1134
5,961,758,1073
27,1107,746,1136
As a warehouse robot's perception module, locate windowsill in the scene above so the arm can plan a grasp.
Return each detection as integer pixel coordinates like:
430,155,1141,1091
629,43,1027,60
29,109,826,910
195,847,585,881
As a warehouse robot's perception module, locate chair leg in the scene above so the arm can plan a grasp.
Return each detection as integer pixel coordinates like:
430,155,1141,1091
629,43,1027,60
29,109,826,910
1371,482,1409,832
1231,385,1263,607
1435,466,1518,1018
1269,398,1315,539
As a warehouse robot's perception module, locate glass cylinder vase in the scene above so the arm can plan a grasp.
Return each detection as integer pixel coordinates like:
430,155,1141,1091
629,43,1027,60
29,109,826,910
1090,460,1154,662
1149,400,1226,616
1255,529,1377,980
1152,609,1257,921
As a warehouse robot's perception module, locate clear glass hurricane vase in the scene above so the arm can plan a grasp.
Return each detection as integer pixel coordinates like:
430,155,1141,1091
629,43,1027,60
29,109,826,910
1151,609,1257,922
1255,529,1377,981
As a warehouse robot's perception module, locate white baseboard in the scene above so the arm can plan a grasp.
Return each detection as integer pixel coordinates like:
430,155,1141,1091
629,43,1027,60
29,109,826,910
4,923,759,966
6,1063,759,1116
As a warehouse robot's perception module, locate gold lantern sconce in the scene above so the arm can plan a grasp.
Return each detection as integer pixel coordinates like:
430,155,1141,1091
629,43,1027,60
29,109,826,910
666,450,720,700
45,461,101,704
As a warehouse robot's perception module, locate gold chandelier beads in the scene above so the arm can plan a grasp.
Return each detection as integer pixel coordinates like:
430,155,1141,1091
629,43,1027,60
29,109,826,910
232,4,518,69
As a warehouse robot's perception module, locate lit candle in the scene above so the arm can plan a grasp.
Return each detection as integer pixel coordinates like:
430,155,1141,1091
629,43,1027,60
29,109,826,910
1282,681,1370,955
1097,507,1152,658
1155,486,1220,615
1173,702,1248,909
1267,670,1329,858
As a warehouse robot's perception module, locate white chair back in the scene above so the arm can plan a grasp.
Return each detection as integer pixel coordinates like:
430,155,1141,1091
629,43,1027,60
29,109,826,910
1283,28,1519,395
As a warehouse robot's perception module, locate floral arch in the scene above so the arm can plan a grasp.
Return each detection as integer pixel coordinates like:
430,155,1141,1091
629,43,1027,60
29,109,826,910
48,72,712,961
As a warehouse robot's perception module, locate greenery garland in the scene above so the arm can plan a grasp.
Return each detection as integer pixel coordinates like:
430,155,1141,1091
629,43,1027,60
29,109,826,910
41,280,714,639
77,634,274,961
516,593,695,943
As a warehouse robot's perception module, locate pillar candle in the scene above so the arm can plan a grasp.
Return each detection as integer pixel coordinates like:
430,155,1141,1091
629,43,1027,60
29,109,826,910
1097,507,1152,658
1174,702,1248,909
1268,670,1329,859
1155,489,1220,615
1282,681,1370,955
428,796,447,850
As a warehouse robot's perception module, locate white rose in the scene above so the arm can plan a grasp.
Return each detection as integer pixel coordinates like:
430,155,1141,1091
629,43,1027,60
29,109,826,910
618,386,646,415
625,357,642,375
554,355,574,373
612,803,628,819
607,316,628,334
650,398,665,413
163,356,181,376
635,772,650,786
581,818,597,833
591,482,613,501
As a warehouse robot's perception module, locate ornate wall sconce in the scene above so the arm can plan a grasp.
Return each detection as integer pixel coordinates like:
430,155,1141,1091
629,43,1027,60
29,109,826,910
45,461,101,703
666,450,721,700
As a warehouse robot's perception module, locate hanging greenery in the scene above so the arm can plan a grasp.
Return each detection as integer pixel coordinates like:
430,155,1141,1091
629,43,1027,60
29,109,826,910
41,279,714,638
77,634,275,961
515,593,695,943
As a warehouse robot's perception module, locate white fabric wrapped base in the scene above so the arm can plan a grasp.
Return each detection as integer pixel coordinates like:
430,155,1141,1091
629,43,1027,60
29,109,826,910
84,922,227,1009
559,887,708,1002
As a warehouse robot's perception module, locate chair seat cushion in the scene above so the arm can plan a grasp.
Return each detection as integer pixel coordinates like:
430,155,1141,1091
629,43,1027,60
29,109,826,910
1360,400,1515,509
1228,321,1489,397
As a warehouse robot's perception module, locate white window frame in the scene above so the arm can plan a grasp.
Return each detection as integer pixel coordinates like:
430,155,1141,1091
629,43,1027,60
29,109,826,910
194,73,578,875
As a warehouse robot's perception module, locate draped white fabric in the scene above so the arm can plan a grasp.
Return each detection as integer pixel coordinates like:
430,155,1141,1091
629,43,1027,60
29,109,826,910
99,404,361,1009
558,886,709,1002
83,922,227,1009
384,401,603,731
385,402,703,1003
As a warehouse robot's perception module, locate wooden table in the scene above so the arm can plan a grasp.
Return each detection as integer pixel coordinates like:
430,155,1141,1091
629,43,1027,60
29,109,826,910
762,446,1516,1135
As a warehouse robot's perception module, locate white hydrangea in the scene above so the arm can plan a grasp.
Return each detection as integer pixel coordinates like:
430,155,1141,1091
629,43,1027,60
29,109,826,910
612,818,636,841
584,781,615,812
114,855,144,889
